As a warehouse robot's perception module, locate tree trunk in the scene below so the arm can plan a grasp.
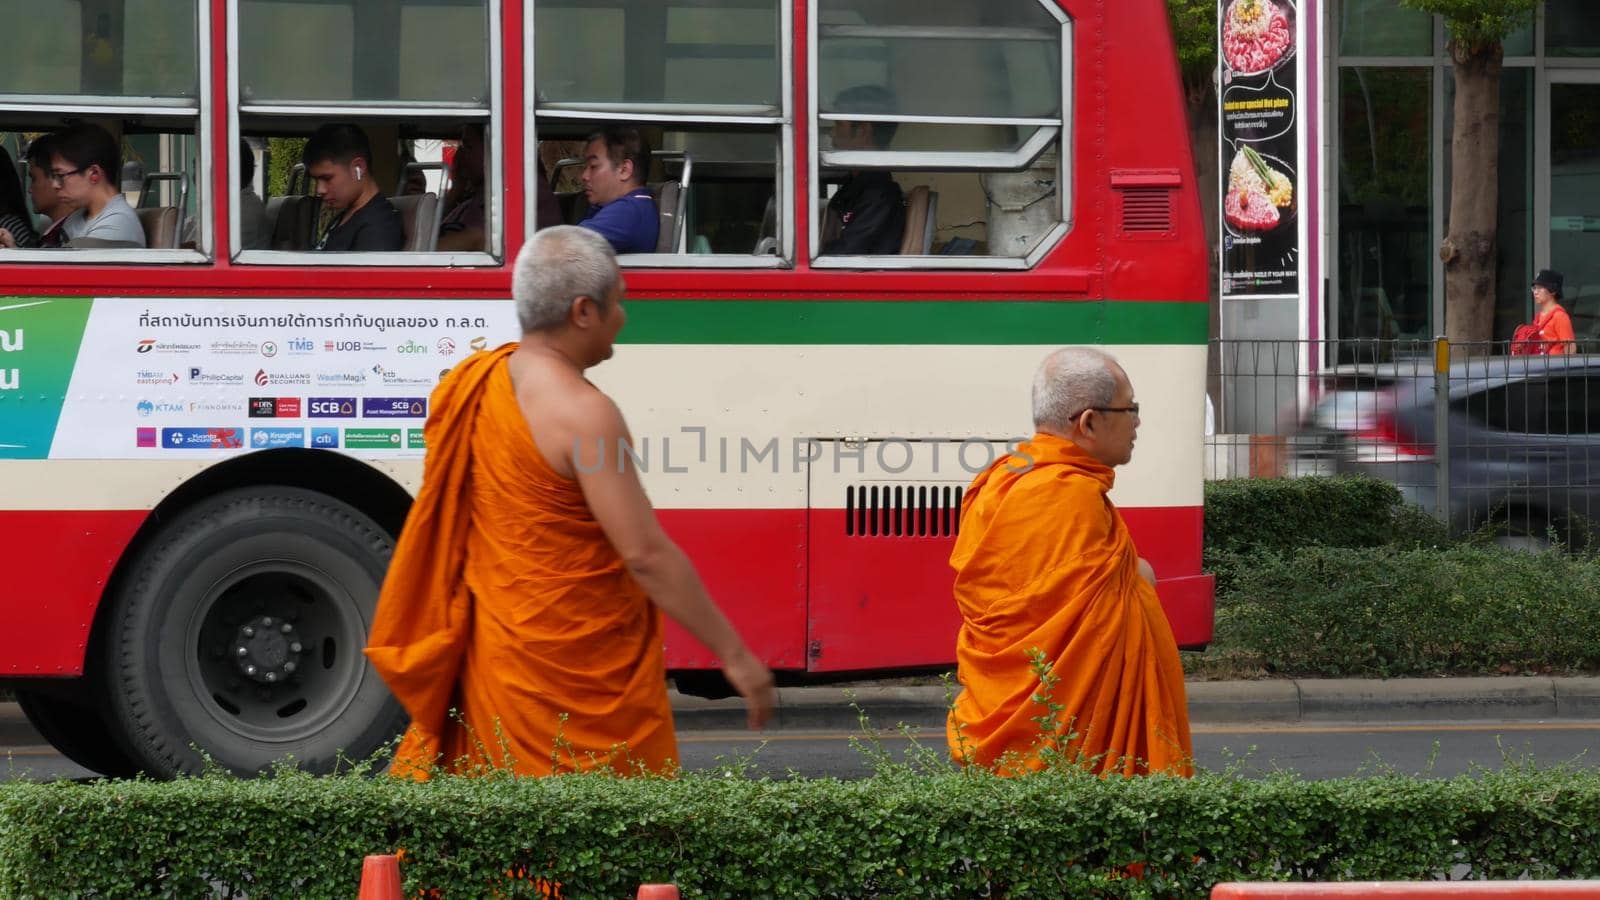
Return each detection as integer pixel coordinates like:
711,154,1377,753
1441,41,1503,344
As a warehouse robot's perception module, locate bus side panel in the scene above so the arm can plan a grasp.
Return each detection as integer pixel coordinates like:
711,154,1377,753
806,504,1211,673
657,508,808,671
0,510,145,676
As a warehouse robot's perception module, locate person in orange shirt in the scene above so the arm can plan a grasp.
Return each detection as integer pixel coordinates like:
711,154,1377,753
1524,268,1576,355
946,347,1192,777
365,226,775,779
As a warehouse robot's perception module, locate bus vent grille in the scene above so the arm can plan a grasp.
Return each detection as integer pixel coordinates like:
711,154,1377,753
1119,187,1174,233
844,484,963,538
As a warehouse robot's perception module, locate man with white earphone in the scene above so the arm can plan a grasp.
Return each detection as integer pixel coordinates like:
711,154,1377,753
303,123,405,252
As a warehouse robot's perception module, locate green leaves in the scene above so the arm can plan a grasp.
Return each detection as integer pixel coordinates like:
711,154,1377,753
1396,0,1539,50
5,769,1598,896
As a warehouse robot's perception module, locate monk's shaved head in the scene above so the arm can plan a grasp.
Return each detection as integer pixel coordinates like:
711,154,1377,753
512,225,620,333
1032,347,1121,432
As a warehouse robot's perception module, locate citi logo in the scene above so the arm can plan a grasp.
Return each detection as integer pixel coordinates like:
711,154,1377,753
0,329,21,353
136,338,155,353
396,340,428,355
255,369,270,386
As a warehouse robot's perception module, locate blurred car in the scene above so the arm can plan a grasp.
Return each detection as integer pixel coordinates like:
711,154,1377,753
1296,353,1600,547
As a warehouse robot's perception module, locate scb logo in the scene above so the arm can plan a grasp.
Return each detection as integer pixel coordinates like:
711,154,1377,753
308,398,356,417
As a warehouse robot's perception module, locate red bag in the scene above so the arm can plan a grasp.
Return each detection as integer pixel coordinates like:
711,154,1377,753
1510,322,1544,355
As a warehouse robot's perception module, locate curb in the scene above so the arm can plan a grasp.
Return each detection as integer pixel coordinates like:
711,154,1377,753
670,676,1600,732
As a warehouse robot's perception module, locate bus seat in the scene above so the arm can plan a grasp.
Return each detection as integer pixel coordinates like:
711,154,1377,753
898,186,937,255
389,192,439,252
269,195,321,251
263,196,284,240
651,181,682,253
137,207,179,249
753,194,777,255
692,234,713,254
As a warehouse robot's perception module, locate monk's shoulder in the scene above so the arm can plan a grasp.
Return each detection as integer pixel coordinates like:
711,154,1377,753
1009,468,1112,520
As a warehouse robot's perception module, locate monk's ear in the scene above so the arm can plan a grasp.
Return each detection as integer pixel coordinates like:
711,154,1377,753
569,294,597,326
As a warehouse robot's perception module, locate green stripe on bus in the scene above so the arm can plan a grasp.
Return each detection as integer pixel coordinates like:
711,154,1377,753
619,300,1207,345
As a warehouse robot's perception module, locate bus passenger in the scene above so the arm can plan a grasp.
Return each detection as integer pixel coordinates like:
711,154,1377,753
51,124,146,248
578,125,658,253
947,348,1192,777
237,140,271,251
820,85,906,256
365,226,775,778
0,147,42,249
23,135,72,246
303,123,405,252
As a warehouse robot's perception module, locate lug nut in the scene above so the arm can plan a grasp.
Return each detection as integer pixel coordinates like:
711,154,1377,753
236,646,249,657
283,661,297,674
245,665,258,676
242,626,255,638
289,642,303,653
262,617,273,627
281,623,293,634
265,672,278,683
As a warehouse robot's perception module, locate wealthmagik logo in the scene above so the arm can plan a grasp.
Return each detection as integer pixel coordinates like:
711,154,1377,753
0,298,92,459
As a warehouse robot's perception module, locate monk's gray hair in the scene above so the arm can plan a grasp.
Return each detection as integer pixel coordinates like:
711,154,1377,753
1032,347,1120,432
511,225,620,333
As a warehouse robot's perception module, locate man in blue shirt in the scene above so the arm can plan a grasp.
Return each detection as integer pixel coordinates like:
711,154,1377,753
579,126,659,254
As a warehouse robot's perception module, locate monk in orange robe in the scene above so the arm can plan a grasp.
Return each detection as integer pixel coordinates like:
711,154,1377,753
947,347,1192,777
366,226,775,779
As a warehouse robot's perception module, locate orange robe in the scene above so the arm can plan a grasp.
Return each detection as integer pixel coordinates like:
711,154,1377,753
946,433,1192,777
365,344,676,778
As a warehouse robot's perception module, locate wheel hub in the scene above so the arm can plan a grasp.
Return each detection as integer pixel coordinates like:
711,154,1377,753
232,615,304,685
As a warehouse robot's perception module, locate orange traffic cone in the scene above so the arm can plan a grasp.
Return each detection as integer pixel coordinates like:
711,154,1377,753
637,885,680,900
359,854,403,900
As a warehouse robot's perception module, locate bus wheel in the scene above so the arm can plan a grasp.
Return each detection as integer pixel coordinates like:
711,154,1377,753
103,487,408,778
14,687,141,778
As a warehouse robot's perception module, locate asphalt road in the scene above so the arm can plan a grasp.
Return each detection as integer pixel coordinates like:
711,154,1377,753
6,720,1599,782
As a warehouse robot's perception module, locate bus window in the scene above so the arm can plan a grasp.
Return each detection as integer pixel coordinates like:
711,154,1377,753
812,0,1068,266
0,1,207,262
533,0,789,265
235,0,497,264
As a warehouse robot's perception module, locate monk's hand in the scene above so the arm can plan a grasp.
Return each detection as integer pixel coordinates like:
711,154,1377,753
0,228,14,249
1137,557,1157,587
723,648,777,730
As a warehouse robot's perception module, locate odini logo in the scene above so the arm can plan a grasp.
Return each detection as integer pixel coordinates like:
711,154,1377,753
396,340,428,355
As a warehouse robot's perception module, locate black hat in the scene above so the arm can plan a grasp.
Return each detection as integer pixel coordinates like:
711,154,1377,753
1533,269,1564,296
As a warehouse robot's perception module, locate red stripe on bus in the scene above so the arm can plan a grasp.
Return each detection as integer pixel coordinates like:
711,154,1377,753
0,504,1210,677
0,510,146,677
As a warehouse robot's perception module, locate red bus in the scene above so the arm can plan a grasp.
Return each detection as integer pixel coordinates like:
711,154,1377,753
0,0,1212,777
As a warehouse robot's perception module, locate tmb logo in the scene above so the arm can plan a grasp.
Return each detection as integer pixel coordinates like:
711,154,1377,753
285,338,315,354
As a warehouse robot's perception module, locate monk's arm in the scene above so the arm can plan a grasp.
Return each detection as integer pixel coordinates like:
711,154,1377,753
570,398,777,729
1137,558,1156,587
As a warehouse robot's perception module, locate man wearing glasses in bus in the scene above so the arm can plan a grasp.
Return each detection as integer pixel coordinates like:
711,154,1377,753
1,124,145,249
946,348,1192,777
303,123,405,253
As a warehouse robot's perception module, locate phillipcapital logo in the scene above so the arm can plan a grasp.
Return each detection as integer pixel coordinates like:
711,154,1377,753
189,367,245,385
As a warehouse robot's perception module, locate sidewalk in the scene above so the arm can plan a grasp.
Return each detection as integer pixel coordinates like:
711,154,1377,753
4,677,1598,744
667,676,1600,732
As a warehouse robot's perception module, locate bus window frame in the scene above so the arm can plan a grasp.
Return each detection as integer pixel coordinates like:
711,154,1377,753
524,0,796,267
225,0,504,266
806,0,1072,270
0,1,214,265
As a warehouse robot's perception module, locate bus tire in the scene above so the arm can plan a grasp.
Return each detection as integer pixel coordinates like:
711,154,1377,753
103,486,408,777
15,687,141,778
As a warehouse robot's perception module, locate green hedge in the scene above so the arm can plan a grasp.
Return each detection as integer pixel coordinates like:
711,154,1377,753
1204,476,1443,558
4,768,1600,897
1202,545,1600,677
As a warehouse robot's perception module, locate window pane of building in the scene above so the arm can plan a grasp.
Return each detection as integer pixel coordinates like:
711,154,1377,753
817,0,1060,120
1337,0,1430,57
0,0,198,99
240,0,489,104
1550,82,1600,341
535,0,779,107
1548,0,1600,59
1337,67,1432,340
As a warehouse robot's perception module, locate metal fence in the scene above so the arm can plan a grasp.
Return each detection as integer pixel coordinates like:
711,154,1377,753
1207,339,1600,548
